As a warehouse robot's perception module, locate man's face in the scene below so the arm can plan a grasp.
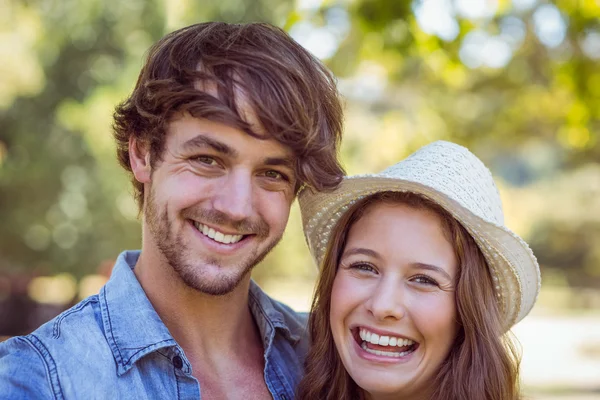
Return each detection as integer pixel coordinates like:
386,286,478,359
143,113,296,295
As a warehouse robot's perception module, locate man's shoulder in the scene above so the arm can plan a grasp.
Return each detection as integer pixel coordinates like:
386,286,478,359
33,295,103,343
0,295,111,399
2,295,107,356
0,335,56,399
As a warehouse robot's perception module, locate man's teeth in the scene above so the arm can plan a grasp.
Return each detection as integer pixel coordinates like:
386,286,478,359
359,328,415,348
193,222,243,244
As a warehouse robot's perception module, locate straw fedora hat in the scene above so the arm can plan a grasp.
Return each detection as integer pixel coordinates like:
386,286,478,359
299,140,540,330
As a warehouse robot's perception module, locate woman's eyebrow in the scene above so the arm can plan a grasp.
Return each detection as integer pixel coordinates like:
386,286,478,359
412,262,453,281
341,247,381,260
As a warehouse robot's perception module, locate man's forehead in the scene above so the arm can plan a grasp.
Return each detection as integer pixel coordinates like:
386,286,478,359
193,71,267,136
169,115,295,162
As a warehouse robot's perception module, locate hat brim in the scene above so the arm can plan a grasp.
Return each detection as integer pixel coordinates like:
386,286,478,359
299,176,540,331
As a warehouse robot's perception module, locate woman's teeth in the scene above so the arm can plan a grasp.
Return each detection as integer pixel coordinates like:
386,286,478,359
361,342,413,358
359,328,415,348
193,222,243,244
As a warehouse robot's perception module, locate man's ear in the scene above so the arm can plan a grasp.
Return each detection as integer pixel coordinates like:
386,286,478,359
129,137,152,184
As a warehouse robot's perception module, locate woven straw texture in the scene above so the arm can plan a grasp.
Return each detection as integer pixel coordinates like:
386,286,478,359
299,141,540,331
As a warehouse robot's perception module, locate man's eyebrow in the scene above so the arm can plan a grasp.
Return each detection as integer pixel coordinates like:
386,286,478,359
413,262,453,281
181,135,237,157
264,156,295,170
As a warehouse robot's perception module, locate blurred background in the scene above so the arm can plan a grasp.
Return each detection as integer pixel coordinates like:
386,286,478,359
1,0,599,398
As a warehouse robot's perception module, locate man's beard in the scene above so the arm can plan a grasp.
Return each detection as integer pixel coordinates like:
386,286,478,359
144,188,281,296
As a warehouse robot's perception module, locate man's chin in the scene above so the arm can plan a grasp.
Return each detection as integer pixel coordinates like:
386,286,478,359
175,265,251,296
185,278,243,296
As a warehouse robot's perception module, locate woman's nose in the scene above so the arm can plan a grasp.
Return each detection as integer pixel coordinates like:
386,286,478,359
366,277,407,321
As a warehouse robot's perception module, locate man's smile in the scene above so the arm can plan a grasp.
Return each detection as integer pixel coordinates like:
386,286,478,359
192,221,245,244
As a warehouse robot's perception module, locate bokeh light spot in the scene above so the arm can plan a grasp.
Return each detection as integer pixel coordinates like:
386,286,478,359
580,30,600,60
414,0,460,41
78,274,108,299
24,224,51,251
117,193,138,220
455,0,498,19
28,273,77,305
533,4,567,48
53,222,79,249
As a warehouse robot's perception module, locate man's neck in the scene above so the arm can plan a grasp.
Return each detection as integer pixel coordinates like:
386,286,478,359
133,248,261,364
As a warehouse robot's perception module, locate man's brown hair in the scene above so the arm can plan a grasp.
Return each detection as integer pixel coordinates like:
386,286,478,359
113,22,344,210
297,191,521,400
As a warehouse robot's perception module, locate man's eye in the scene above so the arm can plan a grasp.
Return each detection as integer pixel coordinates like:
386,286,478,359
264,170,286,180
194,156,218,166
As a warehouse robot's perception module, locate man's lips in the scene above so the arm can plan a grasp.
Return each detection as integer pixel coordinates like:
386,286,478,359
182,208,269,237
192,221,246,244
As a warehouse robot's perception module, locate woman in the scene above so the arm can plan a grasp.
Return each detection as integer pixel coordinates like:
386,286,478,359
296,141,540,400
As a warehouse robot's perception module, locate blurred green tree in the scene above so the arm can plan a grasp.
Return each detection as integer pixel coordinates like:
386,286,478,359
1,0,599,290
286,0,600,288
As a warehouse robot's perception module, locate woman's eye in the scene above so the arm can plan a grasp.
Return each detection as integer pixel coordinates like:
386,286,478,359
412,275,439,286
349,262,376,273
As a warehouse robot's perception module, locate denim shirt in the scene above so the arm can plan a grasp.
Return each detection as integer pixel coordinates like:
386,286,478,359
0,251,308,400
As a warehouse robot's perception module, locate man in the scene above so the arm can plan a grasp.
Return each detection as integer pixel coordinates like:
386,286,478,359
0,22,344,399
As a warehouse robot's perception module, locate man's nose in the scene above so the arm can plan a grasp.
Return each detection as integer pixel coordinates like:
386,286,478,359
366,276,406,321
212,170,254,221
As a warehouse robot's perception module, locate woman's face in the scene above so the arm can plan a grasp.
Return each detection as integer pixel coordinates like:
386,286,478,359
330,202,460,400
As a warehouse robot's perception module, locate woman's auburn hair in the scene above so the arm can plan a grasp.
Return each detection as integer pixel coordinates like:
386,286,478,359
112,22,344,211
296,191,521,400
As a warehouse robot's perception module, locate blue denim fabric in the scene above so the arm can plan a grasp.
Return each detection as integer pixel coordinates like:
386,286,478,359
0,251,308,400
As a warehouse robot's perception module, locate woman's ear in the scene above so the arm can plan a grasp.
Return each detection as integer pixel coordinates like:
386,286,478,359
129,137,152,183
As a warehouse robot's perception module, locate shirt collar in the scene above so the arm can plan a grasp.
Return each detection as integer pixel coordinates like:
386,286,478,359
99,251,301,375
99,250,176,376
248,280,301,346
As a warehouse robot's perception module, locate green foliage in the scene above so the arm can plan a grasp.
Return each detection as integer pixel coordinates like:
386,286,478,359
1,0,599,288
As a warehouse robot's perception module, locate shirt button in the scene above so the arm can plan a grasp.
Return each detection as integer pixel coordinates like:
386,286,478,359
172,355,183,369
